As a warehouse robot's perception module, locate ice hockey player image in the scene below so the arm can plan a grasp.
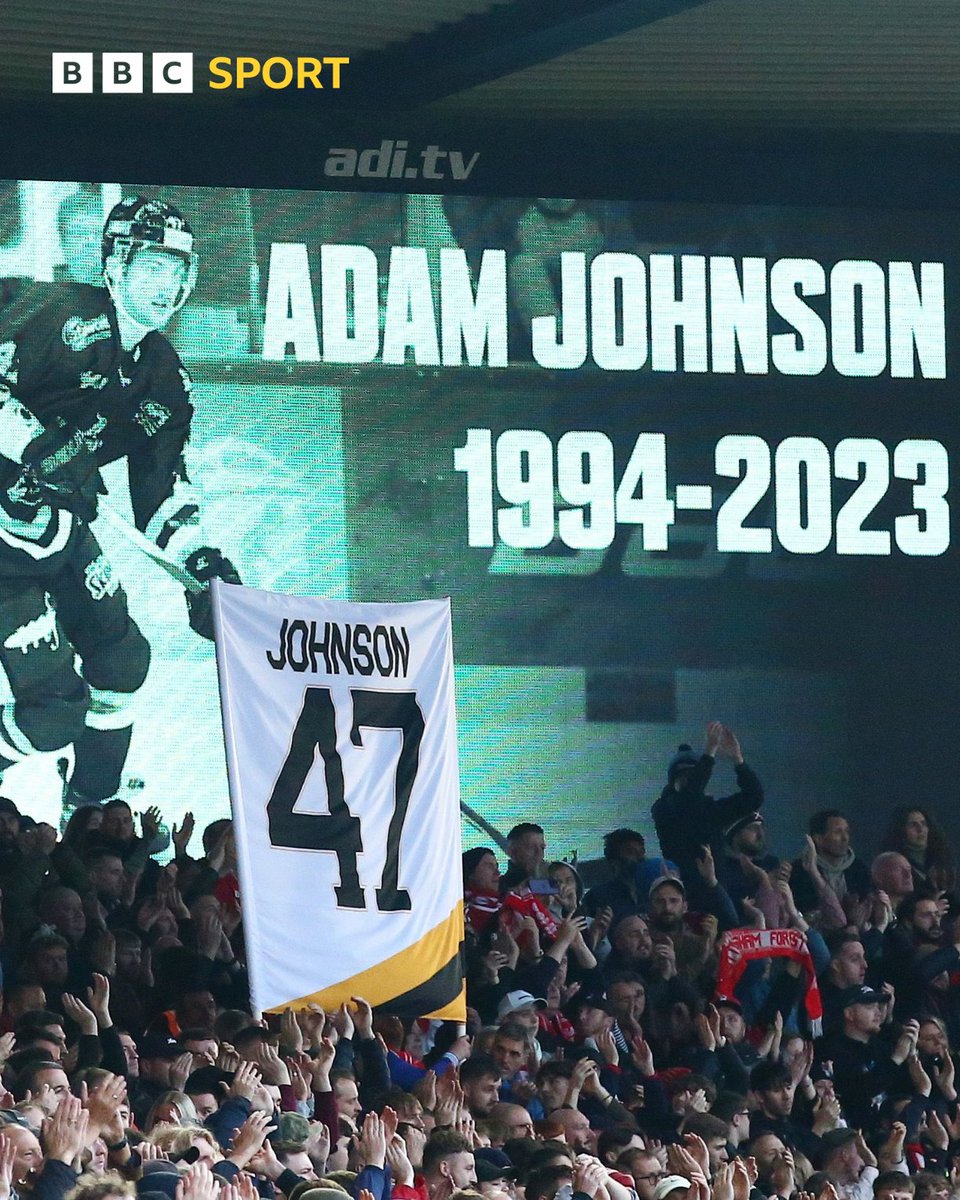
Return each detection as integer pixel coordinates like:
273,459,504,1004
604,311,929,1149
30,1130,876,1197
0,196,240,818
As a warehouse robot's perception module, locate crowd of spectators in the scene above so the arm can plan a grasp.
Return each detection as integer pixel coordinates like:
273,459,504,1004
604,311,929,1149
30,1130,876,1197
0,722,957,1200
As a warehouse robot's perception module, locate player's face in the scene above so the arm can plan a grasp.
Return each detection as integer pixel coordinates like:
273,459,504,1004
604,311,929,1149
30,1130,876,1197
119,249,189,328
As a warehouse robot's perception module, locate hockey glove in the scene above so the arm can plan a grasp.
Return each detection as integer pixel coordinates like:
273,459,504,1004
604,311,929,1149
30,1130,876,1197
21,422,102,523
184,546,242,641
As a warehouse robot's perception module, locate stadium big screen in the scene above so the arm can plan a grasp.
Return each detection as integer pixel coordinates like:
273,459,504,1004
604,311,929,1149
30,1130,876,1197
0,174,956,859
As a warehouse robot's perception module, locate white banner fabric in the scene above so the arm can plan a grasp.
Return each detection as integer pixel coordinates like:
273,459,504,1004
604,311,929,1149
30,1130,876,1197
212,581,465,1018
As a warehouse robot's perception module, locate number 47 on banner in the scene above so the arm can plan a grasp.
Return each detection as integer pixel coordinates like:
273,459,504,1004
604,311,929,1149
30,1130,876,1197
267,686,425,913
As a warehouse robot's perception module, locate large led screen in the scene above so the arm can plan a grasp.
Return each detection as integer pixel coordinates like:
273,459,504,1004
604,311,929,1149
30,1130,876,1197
0,179,955,860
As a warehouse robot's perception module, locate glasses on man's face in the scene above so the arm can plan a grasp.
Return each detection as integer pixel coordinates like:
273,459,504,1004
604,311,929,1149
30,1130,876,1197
636,1173,665,1183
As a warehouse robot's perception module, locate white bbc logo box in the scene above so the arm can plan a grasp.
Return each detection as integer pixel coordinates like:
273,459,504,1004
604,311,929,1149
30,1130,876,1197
51,53,194,93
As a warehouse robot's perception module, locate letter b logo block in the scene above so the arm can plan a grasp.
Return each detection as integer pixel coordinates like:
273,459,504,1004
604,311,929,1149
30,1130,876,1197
103,53,144,93
52,53,93,93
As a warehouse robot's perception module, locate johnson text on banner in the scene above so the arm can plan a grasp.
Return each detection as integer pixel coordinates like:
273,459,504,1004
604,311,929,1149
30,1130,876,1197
211,581,465,1018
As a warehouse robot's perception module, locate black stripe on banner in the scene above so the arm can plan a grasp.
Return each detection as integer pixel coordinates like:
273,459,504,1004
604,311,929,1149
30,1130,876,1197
374,946,463,1018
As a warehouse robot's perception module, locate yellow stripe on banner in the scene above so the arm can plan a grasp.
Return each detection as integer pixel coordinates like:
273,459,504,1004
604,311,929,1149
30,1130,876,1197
266,900,465,1016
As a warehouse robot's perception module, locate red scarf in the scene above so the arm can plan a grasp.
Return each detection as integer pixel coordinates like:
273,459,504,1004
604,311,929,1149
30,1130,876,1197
715,927,823,1037
465,886,502,935
502,888,559,940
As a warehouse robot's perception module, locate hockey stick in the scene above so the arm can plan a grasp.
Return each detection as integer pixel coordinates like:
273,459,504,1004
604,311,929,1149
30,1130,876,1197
96,501,205,592
460,801,509,852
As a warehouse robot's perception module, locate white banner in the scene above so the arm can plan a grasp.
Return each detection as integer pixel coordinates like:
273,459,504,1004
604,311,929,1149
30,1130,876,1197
212,581,465,1018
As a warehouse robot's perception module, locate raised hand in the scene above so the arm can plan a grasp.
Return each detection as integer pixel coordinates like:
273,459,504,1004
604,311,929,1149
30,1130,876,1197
286,1056,311,1104
596,1028,619,1066
216,1042,241,1073
308,1037,336,1091
62,992,98,1037
80,1072,126,1140
306,1121,331,1172
385,1132,414,1185
0,1034,16,1068
435,1072,464,1127
788,1041,814,1087
800,835,822,879
925,1110,950,1152
695,1013,716,1053
195,909,225,959
705,1003,726,1048
892,1020,921,1065
630,1033,654,1076
412,1069,437,1113
351,996,374,1041
257,1042,290,1086
573,1159,608,1200
717,725,743,762
588,905,614,948
769,1148,795,1198
227,1059,262,1100
740,896,766,929
86,973,112,1029
275,1008,302,1058
333,1001,355,1043
696,845,718,888
358,1111,387,1169
878,1122,907,1168
172,811,196,857
650,938,677,980
227,1111,275,1169
811,1092,841,1135
713,1162,735,1200
177,1162,222,1200
296,1004,325,1049
141,806,162,842
170,1051,194,1091
705,722,724,757
42,1094,90,1166
683,1133,710,1179
933,1051,957,1101
731,1159,751,1200
0,1135,16,1200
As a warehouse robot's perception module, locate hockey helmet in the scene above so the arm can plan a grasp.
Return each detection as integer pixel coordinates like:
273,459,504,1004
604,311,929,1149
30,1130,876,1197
102,197,198,314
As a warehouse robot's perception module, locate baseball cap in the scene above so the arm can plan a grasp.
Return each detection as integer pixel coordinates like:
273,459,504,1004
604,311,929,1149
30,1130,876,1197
497,990,547,1020
648,874,685,897
474,1149,517,1181
138,1033,182,1059
714,996,743,1014
568,991,608,1015
723,811,763,840
271,1111,310,1150
653,1176,691,1200
840,985,890,1008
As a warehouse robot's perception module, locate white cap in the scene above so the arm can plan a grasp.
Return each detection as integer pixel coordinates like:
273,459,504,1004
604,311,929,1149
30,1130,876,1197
653,1177,691,1200
497,989,547,1019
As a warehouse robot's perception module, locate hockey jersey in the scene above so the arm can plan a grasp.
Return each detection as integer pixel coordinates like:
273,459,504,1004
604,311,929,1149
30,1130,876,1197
0,283,200,567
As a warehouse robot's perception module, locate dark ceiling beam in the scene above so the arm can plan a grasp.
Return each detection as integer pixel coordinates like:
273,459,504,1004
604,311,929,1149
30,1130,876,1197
313,0,715,109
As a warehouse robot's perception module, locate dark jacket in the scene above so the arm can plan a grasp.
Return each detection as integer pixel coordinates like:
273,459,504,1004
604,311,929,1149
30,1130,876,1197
651,756,764,887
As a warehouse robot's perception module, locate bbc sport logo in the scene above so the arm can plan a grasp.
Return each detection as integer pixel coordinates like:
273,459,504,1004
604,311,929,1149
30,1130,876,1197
52,53,193,93
51,53,350,93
